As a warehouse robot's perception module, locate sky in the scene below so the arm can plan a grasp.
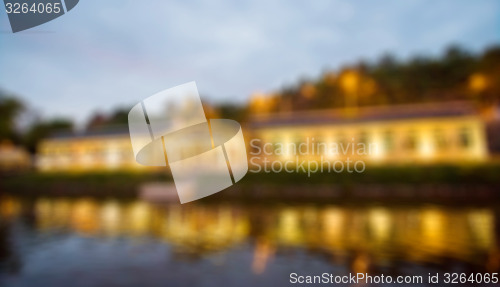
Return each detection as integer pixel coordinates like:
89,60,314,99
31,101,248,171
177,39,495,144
1,0,499,125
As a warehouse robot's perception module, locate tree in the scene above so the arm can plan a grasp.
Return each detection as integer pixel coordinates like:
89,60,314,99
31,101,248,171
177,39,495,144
0,93,24,143
23,119,73,153
86,107,131,130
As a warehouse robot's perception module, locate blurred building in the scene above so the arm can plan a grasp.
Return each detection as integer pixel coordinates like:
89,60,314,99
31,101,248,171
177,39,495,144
0,140,31,171
249,102,488,163
36,102,489,172
36,126,142,172
36,123,244,172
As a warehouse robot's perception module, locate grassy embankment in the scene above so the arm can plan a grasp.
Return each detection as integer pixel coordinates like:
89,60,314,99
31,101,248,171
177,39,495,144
1,163,499,203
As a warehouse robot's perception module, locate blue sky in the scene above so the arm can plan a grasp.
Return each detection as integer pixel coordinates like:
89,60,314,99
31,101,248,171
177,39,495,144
1,0,499,124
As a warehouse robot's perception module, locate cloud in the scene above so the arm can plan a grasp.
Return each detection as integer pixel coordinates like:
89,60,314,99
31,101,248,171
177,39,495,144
0,0,498,124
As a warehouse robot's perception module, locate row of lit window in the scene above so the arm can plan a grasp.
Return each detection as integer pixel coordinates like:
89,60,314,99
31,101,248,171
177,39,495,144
263,127,475,152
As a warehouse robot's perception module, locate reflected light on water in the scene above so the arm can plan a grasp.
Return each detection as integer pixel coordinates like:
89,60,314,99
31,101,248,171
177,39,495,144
368,208,392,244
252,238,275,275
71,199,99,234
100,201,121,236
0,196,498,279
0,198,20,219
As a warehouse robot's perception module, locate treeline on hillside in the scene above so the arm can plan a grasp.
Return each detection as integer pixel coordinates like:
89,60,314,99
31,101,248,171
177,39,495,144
2,45,499,153
250,45,500,113
0,93,73,153
0,94,247,153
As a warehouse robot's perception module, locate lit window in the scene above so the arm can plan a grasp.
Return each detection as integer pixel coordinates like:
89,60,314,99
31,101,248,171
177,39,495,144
337,133,346,145
358,131,368,145
293,134,302,147
314,134,326,155
273,137,281,152
459,127,472,148
404,131,417,151
384,130,393,151
434,129,447,150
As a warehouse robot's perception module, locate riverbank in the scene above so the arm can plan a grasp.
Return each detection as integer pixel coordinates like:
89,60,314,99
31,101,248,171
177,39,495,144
1,163,499,203
0,171,171,198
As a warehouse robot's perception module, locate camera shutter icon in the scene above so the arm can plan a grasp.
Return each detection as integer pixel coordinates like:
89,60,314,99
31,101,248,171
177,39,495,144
128,82,248,203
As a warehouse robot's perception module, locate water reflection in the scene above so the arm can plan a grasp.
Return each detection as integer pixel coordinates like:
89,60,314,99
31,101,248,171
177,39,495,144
0,196,499,285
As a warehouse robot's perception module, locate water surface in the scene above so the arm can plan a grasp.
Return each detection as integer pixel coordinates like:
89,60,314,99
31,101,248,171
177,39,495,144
0,196,498,286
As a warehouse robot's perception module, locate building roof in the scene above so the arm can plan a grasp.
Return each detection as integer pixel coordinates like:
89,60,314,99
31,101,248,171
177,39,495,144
45,102,480,140
48,125,130,140
249,101,479,128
